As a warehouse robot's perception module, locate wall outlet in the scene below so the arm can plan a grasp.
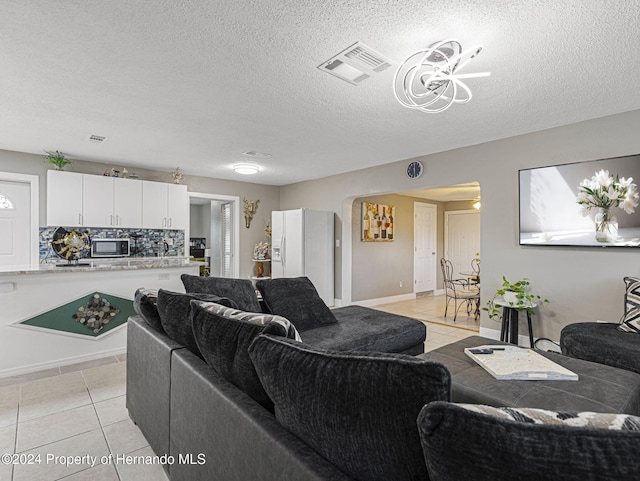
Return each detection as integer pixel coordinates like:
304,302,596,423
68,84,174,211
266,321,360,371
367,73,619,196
399,280,403,287
165,238,174,246
158,273,170,280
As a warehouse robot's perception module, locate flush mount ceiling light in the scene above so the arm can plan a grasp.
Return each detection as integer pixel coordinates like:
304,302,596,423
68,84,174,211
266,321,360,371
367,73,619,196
233,163,260,175
393,39,490,113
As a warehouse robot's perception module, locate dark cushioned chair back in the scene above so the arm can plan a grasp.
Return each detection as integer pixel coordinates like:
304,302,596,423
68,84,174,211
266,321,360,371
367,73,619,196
256,277,337,331
249,335,451,481
156,289,236,357
418,401,640,481
181,274,261,313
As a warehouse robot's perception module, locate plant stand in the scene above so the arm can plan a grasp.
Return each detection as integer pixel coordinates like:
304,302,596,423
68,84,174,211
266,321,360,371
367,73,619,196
495,300,536,348
251,258,271,280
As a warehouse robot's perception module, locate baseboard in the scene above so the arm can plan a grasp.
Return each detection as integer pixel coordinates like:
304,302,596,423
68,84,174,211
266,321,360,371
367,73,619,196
479,326,501,340
0,347,127,379
353,292,417,307
479,326,545,349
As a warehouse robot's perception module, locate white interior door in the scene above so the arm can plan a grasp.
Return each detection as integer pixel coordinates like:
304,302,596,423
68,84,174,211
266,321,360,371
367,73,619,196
445,210,480,278
414,203,437,293
0,180,31,267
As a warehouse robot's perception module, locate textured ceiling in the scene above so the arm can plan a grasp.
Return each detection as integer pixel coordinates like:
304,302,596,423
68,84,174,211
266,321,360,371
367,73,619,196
1,1,639,186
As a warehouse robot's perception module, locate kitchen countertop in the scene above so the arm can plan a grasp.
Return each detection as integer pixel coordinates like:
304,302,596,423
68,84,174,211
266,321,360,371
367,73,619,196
0,257,205,276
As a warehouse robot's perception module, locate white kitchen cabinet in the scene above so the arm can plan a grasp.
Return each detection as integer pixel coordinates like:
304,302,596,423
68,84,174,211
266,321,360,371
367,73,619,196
83,176,143,228
167,183,188,229
46,170,84,226
142,181,187,229
47,171,185,230
114,178,143,227
82,175,114,227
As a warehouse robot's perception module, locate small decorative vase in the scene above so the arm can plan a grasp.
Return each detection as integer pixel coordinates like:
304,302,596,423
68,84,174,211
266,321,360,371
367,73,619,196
594,207,618,243
256,261,264,277
503,291,518,304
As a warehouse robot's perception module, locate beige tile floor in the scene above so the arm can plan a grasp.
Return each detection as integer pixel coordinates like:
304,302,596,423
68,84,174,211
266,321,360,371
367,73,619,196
0,293,473,481
373,293,478,352
0,355,168,481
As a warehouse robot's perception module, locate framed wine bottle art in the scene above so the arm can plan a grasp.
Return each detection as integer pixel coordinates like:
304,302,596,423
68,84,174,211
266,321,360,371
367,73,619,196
362,202,395,242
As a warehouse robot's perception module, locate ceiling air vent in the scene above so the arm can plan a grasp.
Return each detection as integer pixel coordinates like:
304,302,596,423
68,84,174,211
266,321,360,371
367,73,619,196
87,134,107,143
318,41,393,86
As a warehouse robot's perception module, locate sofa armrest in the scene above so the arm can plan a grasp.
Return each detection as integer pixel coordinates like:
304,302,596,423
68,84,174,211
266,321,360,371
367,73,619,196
126,316,184,458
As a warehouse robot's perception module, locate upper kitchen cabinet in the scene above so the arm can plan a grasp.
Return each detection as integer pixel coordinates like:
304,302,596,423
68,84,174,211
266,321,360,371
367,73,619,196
141,181,188,229
46,170,84,226
82,175,142,228
47,171,181,229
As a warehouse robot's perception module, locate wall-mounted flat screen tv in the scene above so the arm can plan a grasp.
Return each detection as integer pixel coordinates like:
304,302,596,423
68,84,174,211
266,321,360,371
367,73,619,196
519,154,640,247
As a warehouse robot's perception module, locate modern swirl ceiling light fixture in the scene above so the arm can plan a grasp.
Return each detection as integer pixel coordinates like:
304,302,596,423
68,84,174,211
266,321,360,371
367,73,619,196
393,39,490,114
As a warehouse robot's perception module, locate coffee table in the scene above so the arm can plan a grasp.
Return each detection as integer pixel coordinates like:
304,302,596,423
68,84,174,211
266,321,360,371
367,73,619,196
418,336,640,415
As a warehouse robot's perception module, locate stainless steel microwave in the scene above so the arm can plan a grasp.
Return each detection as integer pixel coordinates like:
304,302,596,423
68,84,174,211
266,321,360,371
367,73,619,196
91,238,130,257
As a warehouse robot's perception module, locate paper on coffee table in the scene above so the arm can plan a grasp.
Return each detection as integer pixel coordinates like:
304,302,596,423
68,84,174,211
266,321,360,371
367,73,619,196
464,345,579,381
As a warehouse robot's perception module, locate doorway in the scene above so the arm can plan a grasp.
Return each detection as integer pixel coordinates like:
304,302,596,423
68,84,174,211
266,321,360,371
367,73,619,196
444,210,481,277
0,172,39,267
187,193,240,278
413,202,437,293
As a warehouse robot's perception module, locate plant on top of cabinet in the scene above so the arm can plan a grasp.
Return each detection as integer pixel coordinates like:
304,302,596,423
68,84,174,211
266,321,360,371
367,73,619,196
44,150,73,170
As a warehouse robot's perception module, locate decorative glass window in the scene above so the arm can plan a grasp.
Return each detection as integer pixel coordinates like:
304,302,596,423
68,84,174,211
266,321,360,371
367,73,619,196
0,193,14,210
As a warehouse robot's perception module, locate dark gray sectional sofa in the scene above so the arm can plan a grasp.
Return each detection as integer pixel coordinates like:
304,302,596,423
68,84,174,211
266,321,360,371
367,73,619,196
127,276,430,480
127,276,640,481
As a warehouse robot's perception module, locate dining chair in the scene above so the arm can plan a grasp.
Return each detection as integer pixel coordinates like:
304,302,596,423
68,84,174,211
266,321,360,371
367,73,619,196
468,256,480,287
440,258,480,322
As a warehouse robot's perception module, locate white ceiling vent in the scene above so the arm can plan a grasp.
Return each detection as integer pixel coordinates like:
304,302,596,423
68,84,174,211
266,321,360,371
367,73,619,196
87,134,107,143
318,42,393,85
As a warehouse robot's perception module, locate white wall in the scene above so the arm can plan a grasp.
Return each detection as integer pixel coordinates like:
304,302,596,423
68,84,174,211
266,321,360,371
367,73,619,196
280,109,640,341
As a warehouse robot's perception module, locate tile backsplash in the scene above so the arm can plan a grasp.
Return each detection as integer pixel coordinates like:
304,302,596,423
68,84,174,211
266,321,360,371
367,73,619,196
39,227,185,262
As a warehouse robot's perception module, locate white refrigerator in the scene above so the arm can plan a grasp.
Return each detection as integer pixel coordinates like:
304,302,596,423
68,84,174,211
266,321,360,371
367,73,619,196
271,209,334,307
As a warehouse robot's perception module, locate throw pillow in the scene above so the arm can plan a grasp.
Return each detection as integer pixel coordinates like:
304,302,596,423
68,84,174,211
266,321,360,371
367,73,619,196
418,401,640,481
190,301,299,410
255,277,337,332
156,289,237,356
180,274,261,313
133,288,163,332
619,277,640,333
248,335,451,481
456,404,640,430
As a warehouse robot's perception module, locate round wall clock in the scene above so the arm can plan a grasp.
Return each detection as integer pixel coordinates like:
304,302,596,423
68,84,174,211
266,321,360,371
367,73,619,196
407,161,423,179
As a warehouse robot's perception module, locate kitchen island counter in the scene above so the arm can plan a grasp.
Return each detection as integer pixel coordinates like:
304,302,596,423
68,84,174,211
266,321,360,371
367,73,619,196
0,257,204,276
0,257,201,378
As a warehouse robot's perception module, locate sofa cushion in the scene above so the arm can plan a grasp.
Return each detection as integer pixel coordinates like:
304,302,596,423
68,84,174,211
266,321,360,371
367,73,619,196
620,277,640,332
190,301,297,410
256,277,337,331
248,335,451,481
181,274,261,313
560,322,640,375
156,289,237,356
133,288,163,332
302,305,426,352
418,401,640,481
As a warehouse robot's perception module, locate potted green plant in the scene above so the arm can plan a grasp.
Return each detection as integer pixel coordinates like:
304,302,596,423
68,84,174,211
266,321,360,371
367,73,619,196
44,150,72,170
483,276,549,321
